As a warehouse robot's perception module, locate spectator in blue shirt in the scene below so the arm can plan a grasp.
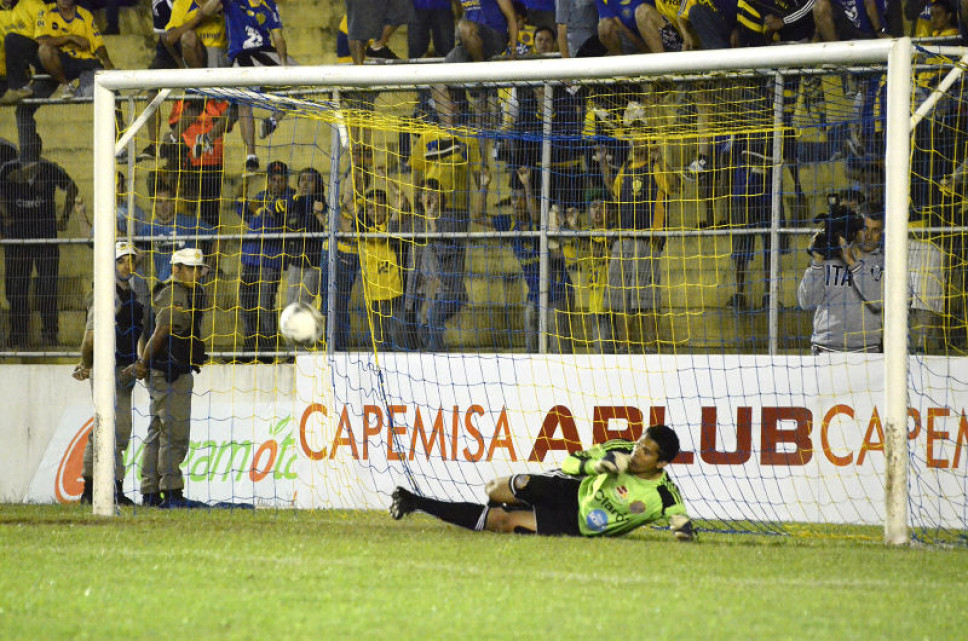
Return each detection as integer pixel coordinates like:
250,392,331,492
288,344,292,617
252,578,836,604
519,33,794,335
115,171,148,237
222,0,290,170
436,0,519,126
142,180,216,284
236,161,294,357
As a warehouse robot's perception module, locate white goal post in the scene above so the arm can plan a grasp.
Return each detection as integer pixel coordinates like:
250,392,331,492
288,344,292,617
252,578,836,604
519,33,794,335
89,38,921,542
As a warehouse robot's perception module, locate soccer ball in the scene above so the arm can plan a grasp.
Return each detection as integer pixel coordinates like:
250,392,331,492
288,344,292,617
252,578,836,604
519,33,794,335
279,302,325,346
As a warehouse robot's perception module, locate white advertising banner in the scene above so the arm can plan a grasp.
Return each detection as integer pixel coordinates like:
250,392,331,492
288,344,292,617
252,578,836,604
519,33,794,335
19,355,968,527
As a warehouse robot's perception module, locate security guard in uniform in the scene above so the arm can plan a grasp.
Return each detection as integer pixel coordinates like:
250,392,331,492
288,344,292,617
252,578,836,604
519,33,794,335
73,241,149,506
125,247,208,507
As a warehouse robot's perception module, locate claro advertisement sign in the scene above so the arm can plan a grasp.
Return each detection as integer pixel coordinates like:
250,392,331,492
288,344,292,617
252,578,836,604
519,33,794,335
24,354,968,526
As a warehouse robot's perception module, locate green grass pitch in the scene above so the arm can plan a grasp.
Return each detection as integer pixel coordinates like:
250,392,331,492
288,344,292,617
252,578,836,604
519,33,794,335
1,504,966,640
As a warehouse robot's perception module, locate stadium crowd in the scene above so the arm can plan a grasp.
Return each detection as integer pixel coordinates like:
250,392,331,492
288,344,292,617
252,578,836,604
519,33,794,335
0,0,967,356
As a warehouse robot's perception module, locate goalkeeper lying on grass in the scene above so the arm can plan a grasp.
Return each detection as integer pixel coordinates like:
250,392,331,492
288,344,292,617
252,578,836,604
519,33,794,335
391,424,694,541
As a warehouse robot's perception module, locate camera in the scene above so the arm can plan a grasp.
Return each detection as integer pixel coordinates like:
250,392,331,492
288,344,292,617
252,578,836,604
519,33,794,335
809,192,865,260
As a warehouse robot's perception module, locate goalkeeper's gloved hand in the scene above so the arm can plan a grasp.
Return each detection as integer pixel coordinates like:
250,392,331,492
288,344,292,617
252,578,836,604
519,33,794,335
669,514,696,543
592,451,630,475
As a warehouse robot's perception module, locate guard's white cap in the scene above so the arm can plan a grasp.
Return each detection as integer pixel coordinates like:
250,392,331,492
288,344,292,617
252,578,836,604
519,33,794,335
115,241,139,260
171,247,206,267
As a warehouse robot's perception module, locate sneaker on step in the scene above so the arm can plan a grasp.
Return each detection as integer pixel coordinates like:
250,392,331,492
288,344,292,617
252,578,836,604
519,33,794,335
365,44,399,60
0,86,34,105
245,154,260,171
52,81,78,101
260,117,278,139
137,144,157,162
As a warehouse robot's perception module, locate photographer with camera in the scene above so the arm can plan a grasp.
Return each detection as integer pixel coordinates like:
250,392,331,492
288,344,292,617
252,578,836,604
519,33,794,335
797,195,885,354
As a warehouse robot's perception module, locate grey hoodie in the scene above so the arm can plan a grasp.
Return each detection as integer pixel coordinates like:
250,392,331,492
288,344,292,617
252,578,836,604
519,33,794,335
797,248,885,352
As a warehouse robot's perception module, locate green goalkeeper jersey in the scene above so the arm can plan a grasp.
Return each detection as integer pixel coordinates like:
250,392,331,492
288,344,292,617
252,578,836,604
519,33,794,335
561,440,688,537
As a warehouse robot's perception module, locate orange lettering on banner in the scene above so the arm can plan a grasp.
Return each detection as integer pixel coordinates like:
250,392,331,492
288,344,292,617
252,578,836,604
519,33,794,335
761,407,813,465
926,407,951,469
463,405,485,462
952,411,968,469
330,407,360,460
671,449,695,464
409,408,447,460
908,408,922,440
386,405,408,462
592,406,643,443
56,419,93,503
362,405,384,459
527,405,582,461
821,404,854,466
249,440,278,481
487,408,517,461
699,407,752,465
299,403,328,461
856,408,884,466
450,406,460,460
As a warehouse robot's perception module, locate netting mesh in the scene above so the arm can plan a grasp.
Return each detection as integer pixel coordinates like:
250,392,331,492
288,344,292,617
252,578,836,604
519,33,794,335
906,46,968,545
91,50,968,543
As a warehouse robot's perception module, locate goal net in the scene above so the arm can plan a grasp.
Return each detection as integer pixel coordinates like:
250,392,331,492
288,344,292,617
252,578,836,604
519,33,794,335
89,39,967,544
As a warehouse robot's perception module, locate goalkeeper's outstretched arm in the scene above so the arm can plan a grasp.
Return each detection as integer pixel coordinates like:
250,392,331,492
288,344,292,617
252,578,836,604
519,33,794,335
560,440,635,476
483,441,634,505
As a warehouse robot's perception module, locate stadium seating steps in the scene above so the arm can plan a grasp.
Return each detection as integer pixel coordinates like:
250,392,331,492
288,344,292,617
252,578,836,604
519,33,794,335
0,0,814,356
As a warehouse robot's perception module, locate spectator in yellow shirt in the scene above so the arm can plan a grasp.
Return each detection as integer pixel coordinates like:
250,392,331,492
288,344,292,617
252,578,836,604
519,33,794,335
358,188,405,351
408,127,483,213
0,0,51,104
165,0,227,69
576,197,614,353
35,0,114,99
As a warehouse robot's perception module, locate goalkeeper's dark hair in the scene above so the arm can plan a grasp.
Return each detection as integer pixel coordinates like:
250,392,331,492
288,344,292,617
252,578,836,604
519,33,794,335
647,425,680,463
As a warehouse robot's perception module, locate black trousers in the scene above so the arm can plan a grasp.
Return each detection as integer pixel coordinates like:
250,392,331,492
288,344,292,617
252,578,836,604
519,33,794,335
408,7,455,58
179,165,224,228
239,264,280,351
3,33,39,90
3,33,57,163
5,243,59,344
